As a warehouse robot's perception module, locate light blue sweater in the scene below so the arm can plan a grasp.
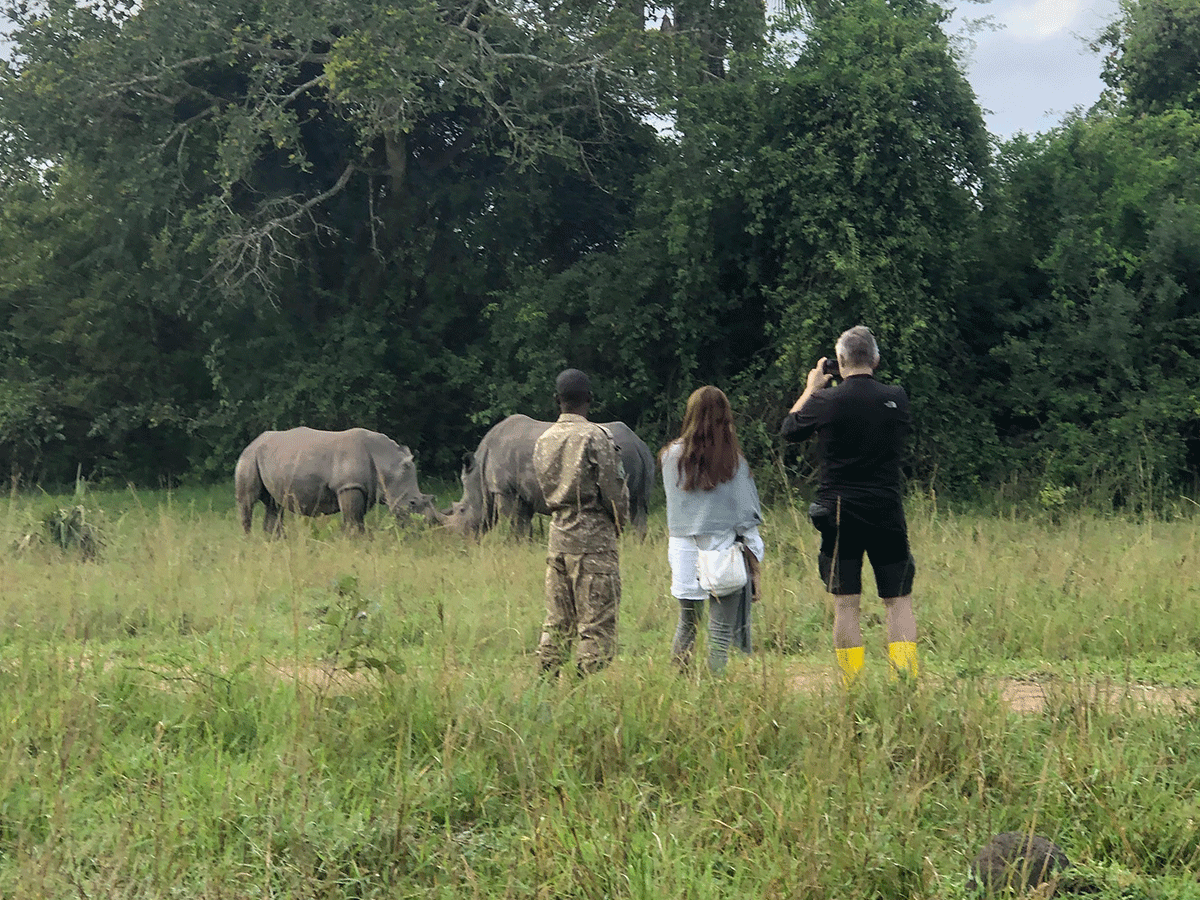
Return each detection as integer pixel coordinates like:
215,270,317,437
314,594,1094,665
660,441,763,538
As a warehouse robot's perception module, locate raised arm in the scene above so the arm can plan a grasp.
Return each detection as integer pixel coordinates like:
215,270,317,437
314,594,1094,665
781,359,832,442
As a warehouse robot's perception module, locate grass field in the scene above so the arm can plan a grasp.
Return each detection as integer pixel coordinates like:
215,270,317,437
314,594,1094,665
2,484,1200,898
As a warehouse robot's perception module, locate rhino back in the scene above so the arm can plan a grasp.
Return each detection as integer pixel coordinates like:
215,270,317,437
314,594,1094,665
478,415,550,505
256,428,373,512
603,421,654,512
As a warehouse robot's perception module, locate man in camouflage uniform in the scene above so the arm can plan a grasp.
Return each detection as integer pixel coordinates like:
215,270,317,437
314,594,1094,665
532,369,630,676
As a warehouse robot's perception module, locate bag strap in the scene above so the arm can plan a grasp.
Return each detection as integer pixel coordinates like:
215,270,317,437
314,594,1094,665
739,540,761,603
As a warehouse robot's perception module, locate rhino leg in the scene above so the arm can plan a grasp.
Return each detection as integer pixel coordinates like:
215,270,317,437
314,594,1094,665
493,493,532,539
262,497,284,537
481,491,503,535
338,487,368,532
515,499,536,540
632,507,649,541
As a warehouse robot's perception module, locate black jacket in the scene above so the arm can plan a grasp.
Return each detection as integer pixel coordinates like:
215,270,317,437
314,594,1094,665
780,374,910,525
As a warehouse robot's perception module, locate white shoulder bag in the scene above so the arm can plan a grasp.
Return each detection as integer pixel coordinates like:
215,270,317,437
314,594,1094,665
697,540,749,596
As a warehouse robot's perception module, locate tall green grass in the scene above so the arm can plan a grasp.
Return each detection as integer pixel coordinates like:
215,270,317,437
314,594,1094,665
1,486,1199,897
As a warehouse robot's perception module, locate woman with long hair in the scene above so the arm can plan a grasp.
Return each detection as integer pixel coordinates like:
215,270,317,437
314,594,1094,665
660,386,764,672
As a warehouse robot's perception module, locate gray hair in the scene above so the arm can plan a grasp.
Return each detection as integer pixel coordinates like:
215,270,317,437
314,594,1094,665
835,325,879,370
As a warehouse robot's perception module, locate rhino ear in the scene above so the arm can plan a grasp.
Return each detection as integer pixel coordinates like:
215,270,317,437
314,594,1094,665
461,451,476,472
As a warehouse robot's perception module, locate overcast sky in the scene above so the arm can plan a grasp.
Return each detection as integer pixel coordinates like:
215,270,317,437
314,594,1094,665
949,0,1123,139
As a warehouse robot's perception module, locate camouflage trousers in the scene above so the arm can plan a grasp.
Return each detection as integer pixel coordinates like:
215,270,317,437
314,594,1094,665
538,550,621,676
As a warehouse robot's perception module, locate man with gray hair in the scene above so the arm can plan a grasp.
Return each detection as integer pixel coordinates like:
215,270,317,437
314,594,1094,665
780,326,918,686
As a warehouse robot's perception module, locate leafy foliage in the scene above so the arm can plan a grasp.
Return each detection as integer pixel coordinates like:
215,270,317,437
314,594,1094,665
483,0,998,488
1098,0,1200,115
979,111,1200,502
0,0,661,480
1,0,1199,504
738,0,996,486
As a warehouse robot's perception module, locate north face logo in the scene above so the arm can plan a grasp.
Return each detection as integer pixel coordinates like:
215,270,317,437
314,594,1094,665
884,400,897,408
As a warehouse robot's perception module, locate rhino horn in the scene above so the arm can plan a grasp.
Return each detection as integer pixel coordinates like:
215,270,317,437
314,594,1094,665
427,501,450,526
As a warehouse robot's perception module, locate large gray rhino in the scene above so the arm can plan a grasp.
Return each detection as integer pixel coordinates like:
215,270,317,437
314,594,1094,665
442,414,655,539
235,427,442,534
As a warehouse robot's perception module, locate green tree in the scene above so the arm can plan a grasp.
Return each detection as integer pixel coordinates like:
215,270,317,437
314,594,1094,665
483,0,998,491
979,112,1200,502
1098,0,1200,115
0,166,212,483
0,0,661,479
966,0,1200,502
694,0,993,485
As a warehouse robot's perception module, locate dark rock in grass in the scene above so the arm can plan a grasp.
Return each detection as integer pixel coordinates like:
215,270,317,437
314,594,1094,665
968,832,1070,895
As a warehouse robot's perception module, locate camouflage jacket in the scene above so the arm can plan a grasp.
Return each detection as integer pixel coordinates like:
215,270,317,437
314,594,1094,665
533,413,630,554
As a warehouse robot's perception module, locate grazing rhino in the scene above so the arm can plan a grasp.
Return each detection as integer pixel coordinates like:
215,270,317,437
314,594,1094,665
235,427,442,534
442,414,654,539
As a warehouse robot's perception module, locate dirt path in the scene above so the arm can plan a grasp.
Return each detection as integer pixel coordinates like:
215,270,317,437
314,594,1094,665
782,664,1199,714
996,678,1198,714
270,661,1200,715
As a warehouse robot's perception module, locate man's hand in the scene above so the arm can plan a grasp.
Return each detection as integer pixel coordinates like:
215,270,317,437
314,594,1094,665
807,358,834,393
789,358,833,414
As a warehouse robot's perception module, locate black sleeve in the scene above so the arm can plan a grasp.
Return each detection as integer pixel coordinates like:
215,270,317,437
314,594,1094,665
780,395,824,443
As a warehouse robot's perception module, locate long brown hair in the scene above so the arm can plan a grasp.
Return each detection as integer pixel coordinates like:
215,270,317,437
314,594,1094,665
660,386,743,491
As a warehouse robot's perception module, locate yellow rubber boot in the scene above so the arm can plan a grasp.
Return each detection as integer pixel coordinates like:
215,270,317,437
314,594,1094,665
887,641,919,681
835,646,865,689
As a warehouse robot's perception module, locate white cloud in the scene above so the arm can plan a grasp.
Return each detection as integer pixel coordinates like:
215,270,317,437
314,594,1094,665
1004,0,1087,41
947,0,1121,137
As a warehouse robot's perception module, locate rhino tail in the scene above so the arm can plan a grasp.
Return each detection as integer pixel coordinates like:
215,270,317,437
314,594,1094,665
234,451,264,534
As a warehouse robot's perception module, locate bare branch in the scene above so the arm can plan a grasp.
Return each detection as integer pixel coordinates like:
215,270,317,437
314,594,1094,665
275,72,328,107
237,44,332,65
158,104,218,151
458,0,486,29
98,51,238,96
207,162,357,300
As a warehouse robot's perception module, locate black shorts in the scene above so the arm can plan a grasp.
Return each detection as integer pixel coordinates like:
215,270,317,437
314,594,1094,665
809,503,915,597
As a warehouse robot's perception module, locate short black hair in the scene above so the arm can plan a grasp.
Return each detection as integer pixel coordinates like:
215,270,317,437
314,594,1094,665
555,368,592,406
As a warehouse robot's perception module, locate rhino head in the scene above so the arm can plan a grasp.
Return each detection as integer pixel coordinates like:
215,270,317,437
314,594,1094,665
380,445,446,525
440,450,487,538
389,490,445,525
